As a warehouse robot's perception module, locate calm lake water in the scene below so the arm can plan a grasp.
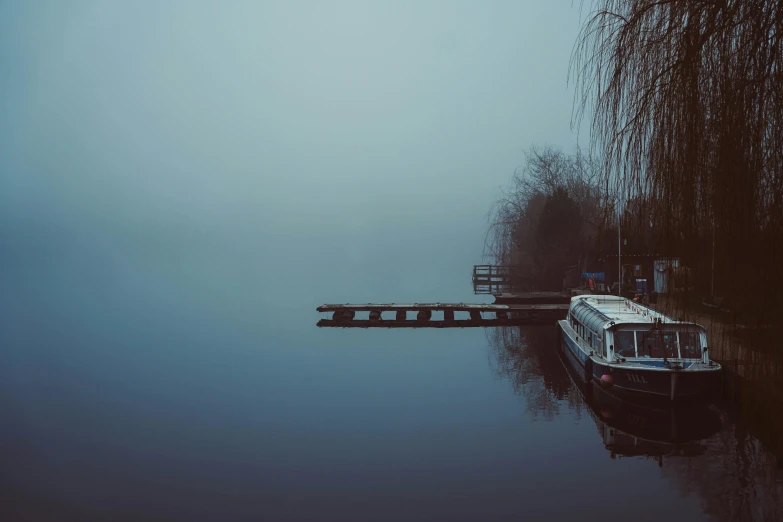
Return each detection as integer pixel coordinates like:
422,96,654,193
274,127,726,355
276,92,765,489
1,224,781,522
5,2,781,519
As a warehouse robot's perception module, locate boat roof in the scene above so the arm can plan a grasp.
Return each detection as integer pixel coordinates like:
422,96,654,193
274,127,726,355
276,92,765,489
570,295,695,328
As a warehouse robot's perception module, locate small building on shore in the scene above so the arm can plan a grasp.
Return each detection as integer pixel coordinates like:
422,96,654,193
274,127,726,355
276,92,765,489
599,253,681,294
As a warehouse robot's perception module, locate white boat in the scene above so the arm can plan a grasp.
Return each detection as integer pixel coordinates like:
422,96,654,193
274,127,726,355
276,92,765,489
557,295,721,401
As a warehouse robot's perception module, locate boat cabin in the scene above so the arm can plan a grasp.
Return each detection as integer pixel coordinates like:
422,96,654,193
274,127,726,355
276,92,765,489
568,295,709,364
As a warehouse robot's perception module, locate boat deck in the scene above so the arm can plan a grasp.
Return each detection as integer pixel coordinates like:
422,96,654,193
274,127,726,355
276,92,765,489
574,295,675,324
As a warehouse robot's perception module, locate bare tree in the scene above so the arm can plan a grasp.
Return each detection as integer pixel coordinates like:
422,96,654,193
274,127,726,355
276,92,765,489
485,145,607,287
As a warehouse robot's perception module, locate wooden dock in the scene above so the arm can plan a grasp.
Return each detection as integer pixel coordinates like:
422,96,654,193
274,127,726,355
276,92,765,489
317,302,569,327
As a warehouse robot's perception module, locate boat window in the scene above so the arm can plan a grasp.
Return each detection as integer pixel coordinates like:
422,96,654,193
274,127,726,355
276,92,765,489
614,331,636,357
661,332,678,358
637,331,662,358
679,332,701,358
636,330,678,358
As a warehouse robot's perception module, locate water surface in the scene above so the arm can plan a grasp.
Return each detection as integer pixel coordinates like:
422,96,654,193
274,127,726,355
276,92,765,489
1,235,781,521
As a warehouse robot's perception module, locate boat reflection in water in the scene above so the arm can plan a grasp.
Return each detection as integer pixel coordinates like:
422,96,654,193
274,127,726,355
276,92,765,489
578,373,722,465
558,326,722,465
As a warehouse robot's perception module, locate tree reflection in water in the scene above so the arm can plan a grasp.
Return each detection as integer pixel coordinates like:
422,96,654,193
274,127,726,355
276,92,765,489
485,325,582,421
486,325,783,522
660,425,783,521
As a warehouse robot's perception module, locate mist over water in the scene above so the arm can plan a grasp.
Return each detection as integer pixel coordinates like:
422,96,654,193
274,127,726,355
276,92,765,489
1,1,586,313
1,2,781,521
1,1,584,402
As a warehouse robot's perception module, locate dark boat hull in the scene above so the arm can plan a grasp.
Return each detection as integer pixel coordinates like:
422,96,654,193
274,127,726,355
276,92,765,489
558,320,720,401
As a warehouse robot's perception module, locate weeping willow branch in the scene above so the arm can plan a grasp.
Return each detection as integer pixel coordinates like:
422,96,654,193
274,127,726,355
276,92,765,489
571,0,783,325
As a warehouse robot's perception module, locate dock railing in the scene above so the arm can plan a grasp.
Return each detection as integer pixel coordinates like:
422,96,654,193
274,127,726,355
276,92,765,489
472,265,528,294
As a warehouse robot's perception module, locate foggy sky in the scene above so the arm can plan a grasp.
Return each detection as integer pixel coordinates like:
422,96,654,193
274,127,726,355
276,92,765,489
0,1,588,304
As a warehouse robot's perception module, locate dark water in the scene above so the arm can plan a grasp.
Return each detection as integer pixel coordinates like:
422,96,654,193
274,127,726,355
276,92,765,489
1,230,782,522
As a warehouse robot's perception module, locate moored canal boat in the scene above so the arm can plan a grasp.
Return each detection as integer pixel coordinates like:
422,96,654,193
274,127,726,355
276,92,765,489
557,295,721,401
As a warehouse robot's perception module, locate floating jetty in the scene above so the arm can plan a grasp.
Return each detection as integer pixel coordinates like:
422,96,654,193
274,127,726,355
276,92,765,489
317,302,569,328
